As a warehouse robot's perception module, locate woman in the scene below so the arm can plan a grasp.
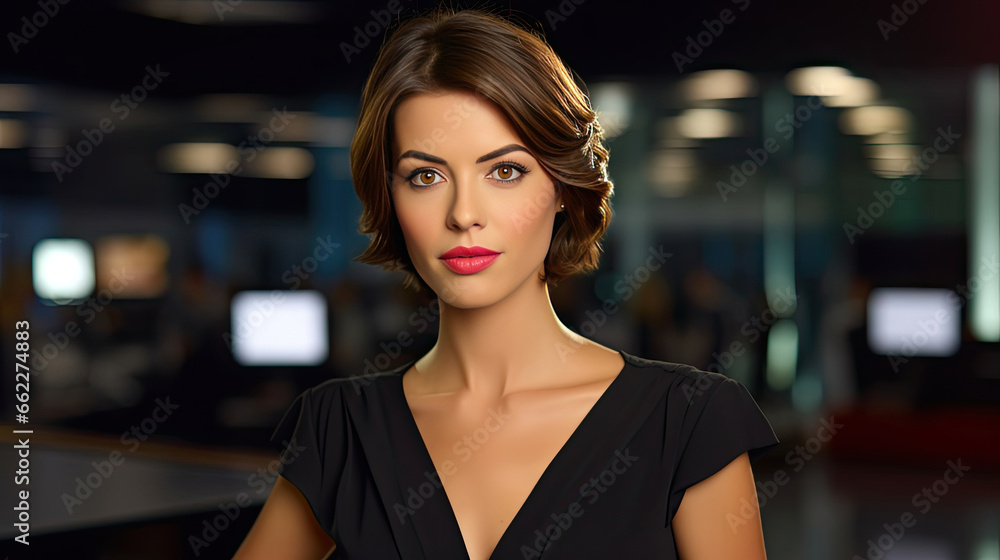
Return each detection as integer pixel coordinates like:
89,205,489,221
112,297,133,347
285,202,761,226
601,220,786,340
235,7,778,560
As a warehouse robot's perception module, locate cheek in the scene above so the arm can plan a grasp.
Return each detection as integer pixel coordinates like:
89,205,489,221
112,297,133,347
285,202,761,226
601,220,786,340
501,192,557,241
393,197,442,264
393,205,422,246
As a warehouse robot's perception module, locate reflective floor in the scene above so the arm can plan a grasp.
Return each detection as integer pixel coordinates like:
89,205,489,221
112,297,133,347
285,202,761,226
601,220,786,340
757,457,1000,560
3,431,998,559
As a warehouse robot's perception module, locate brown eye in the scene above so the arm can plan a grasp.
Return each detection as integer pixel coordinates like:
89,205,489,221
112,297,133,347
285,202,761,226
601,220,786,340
487,162,526,183
408,169,444,188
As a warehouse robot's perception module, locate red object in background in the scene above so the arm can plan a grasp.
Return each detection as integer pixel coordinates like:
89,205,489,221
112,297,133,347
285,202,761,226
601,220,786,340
827,405,1000,470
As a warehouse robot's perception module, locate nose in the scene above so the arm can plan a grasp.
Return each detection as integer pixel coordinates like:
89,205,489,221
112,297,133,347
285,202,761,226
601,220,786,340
446,174,484,231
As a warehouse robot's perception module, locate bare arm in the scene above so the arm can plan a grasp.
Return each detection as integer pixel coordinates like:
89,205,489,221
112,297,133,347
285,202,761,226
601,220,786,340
672,452,767,560
233,475,336,560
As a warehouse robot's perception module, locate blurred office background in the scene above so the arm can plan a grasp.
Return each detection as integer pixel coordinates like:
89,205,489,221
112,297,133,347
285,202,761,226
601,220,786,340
1,0,999,558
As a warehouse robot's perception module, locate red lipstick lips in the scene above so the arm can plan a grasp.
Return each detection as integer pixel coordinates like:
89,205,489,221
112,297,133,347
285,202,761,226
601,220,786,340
439,246,500,274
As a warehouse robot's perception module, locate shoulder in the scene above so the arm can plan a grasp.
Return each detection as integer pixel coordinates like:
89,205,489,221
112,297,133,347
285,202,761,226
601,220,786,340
272,360,412,444
620,349,711,378
270,359,415,457
607,350,777,490
623,351,779,479
619,349,737,402
297,359,413,403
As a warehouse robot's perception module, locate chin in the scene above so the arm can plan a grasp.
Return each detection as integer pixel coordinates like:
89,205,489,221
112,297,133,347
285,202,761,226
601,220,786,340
427,276,504,309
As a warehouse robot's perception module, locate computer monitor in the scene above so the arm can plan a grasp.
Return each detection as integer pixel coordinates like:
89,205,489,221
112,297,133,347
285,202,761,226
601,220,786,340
867,287,961,357
228,290,328,366
32,238,95,304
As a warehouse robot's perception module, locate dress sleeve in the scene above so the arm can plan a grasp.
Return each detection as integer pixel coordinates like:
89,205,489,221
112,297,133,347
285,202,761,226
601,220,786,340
269,385,334,533
667,375,779,520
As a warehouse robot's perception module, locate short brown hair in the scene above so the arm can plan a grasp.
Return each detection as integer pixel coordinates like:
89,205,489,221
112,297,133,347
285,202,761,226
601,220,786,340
350,8,614,293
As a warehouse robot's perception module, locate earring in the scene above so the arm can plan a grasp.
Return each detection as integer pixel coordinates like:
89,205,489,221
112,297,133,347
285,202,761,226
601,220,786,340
560,204,565,211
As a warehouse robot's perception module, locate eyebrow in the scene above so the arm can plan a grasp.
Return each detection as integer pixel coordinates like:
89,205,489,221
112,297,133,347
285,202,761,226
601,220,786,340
395,144,530,167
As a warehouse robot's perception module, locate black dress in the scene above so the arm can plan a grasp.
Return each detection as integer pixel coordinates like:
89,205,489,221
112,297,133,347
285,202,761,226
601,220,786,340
270,349,779,559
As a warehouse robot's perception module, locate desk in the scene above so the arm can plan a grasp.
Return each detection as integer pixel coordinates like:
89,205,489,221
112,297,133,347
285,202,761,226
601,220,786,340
1,426,276,542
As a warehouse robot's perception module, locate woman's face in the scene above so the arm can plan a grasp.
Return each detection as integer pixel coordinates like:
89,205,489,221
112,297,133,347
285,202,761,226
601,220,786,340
390,89,562,307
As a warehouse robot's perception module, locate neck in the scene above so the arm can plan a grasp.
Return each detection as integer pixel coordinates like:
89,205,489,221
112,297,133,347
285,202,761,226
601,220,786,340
415,274,587,400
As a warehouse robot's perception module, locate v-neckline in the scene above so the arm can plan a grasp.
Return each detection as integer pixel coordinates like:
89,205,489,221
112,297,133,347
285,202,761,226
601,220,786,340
392,350,630,560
